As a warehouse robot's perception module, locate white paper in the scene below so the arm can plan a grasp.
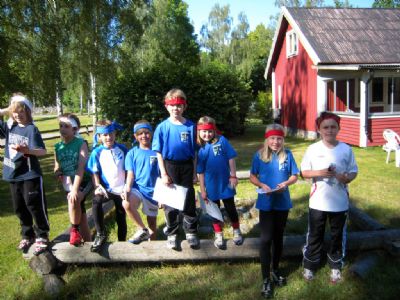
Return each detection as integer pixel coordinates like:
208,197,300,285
256,187,281,194
197,192,224,222
153,178,188,210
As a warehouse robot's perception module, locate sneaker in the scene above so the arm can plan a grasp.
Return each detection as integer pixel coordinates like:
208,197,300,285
303,268,314,281
128,228,150,244
271,270,287,286
167,234,178,250
186,233,200,249
330,269,342,284
17,238,34,252
214,232,226,250
261,278,273,298
33,238,49,256
69,227,83,246
232,228,243,245
90,233,107,253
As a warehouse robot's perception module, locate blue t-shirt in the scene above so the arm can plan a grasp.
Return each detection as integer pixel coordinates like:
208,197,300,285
250,149,299,211
0,121,45,182
125,146,159,204
86,143,128,194
197,136,237,201
152,118,196,161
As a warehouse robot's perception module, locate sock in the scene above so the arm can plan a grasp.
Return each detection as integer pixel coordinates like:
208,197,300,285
231,221,240,229
212,222,223,233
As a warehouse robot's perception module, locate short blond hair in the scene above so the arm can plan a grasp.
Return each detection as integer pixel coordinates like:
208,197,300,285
196,116,219,146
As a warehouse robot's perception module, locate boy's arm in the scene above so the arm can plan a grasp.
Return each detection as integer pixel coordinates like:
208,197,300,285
193,152,198,183
13,145,47,157
68,142,89,203
301,169,334,179
156,152,171,185
228,158,238,188
198,173,208,202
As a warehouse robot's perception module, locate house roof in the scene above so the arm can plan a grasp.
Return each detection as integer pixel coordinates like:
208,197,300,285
265,7,400,78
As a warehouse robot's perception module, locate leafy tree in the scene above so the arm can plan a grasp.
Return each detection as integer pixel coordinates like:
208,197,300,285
372,0,400,7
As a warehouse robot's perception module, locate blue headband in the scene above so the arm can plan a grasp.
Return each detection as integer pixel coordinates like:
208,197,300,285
133,123,153,134
93,121,123,146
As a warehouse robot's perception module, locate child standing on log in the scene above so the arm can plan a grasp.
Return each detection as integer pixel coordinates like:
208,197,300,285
196,116,243,250
301,111,358,284
249,123,299,298
0,94,50,255
54,113,92,246
152,88,199,250
87,120,127,252
123,120,159,244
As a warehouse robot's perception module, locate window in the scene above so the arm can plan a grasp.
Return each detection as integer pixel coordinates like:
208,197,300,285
372,78,383,103
387,77,400,105
286,30,298,57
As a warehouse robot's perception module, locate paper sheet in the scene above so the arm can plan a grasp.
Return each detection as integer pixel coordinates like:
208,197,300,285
256,187,281,194
197,192,224,222
153,178,188,210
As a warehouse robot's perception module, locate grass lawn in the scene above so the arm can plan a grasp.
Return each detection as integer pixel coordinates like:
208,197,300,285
0,118,399,299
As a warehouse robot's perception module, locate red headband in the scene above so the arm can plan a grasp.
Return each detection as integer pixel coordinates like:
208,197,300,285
165,97,187,105
316,114,340,128
265,129,284,138
197,123,217,131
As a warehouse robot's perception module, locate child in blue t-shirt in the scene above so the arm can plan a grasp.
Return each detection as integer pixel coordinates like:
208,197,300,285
123,120,159,244
249,123,299,298
152,88,199,250
87,120,127,252
196,116,243,250
0,94,49,255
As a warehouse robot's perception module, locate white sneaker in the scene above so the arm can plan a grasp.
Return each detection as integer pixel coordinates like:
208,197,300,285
303,268,314,281
233,228,243,245
330,269,342,284
128,228,150,244
167,234,178,250
186,233,200,249
214,232,225,250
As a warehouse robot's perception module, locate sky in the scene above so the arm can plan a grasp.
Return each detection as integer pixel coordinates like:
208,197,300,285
185,0,376,35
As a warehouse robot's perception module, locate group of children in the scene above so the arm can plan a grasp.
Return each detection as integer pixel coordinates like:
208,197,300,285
0,90,357,299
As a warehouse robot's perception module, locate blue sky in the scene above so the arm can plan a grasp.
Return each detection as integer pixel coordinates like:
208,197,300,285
185,0,375,35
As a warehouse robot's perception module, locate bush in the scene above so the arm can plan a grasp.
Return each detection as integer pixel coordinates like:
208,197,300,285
255,91,272,124
100,62,252,140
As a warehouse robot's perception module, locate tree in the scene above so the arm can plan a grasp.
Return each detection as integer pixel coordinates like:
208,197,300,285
372,0,400,7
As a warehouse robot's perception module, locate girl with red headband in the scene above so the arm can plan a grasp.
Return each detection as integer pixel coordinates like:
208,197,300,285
249,123,299,298
152,89,199,250
301,111,358,284
196,116,243,250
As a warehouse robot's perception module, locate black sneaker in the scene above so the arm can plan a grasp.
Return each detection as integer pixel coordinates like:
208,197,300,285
90,234,107,252
261,278,273,298
271,270,286,286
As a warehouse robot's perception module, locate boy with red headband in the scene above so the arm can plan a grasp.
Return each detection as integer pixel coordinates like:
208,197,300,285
249,123,299,298
301,111,358,284
152,88,199,250
196,116,243,250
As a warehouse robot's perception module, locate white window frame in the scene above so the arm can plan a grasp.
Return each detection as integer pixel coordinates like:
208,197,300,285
286,30,298,58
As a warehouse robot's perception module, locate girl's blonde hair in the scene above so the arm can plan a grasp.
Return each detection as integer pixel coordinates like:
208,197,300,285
196,116,219,146
164,88,186,102
9,93,33,123
259,123,287,164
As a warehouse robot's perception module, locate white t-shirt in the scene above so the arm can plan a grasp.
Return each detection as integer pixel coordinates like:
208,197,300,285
301,141,358,212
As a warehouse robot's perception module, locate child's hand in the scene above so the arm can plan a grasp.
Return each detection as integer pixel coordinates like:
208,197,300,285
201,191,209,204
275,182,287,193
95,184,108,198
336,172,350,184
229,177,238,189
54,169,63,181
11,143,29,155
193,173,198,184
67,190,79,204
260,183,273,194
161,173,172,185
319,167,336,178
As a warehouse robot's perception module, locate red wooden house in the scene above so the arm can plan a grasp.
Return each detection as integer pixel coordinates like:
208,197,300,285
265,7,400,147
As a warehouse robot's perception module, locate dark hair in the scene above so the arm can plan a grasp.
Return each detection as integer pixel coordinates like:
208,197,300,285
315,111,340,129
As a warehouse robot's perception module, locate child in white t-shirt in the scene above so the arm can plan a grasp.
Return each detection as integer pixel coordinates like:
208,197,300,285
301,111,358,284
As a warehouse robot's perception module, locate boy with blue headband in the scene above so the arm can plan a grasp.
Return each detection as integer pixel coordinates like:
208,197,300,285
123,120,159,244
87,120,128,252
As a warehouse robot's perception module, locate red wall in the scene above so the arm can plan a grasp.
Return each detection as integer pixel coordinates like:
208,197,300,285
368,117,400,146
274,24,318,133
337,117,360,145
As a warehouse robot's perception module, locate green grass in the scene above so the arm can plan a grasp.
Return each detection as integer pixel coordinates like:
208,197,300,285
34,114,93,132
0,119,399,299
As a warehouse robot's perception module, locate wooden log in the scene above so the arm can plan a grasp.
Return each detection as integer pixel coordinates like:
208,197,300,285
23,229,400,264
29,251,59,276
348,203,385,231
349,251,381,279
43,274,65,296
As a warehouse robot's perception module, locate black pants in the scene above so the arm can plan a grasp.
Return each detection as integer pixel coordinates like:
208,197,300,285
259,210,289,280
163,159,198,235
92,192,127,241
212,197,239,224
10,177,50,239
303,208,347,270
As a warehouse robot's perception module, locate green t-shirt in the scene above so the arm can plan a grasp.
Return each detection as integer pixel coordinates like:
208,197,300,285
55,137,90,183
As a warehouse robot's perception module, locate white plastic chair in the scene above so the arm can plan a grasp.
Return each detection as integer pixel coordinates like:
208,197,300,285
382,129,400,167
